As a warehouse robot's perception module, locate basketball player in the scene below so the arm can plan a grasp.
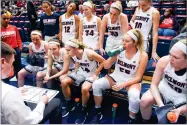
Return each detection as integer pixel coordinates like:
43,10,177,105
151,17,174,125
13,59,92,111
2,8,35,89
130,0,160,61
79,1,101,50
90,29,148,124
99,1,128,56
18,30,48,87
140,39,187,123
60,39,105,119
36,39,74,88
59,2,80,43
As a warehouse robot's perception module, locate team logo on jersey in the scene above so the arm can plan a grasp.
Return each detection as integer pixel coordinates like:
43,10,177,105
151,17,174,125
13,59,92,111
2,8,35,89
117,23,119,25
85,60,87,62
147,14,150,16
133,61,136,63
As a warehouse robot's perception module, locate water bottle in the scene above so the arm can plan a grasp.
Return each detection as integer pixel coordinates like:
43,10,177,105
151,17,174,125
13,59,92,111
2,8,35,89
107,45,124,57
112,103,118,119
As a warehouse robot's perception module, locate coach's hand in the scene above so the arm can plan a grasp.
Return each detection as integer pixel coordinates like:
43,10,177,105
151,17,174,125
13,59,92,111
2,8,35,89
152,52,160,61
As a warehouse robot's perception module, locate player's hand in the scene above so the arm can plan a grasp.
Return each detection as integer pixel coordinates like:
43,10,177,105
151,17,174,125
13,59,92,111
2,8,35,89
152,52,160,61
43,76,50,83
99,48,105,56
112,84,124,91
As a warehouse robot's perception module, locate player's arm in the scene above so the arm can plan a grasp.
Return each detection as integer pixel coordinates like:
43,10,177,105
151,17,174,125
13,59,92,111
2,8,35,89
150,56,169,107
75,15,80,39
88,50,105,76
152,9,160,61
121,14,128,34
59,16,63,41
95,17,102,50
98,14,107,55
79,19,83,42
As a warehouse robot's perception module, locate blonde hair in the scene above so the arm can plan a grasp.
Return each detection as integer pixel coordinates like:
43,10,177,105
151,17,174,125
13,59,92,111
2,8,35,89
111,1,122,13
126,29,144,52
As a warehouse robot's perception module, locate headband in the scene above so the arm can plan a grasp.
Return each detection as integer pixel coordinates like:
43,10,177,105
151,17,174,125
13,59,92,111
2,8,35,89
65,40,79,48
31,31,42,36
83,1,92,9
49,41,60,46
173,41,186,55
127,31,138,42
111,2,122,13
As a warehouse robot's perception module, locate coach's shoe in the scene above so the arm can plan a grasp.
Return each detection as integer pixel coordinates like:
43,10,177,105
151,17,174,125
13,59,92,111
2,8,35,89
75,106,88,124
62,101,75,118
89,108,103,124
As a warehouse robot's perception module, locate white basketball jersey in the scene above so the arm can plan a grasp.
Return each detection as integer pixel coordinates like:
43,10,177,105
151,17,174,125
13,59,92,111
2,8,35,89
30,41,45,55
133,7,154,41
61,14,76,43
110,50,140,83
74,49,97,77
52,48,74,69
82,15,99,49
159,63,187,94
107,14,123,40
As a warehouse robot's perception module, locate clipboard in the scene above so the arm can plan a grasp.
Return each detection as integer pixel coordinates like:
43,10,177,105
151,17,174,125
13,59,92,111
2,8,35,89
21,85,59,103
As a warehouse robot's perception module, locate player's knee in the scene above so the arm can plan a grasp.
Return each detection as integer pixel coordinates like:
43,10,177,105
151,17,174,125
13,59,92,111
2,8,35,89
128,88,140,113
81,85,90,94
60,77,71,88
18,69,26,80
36,72,43,80
140,95,153,109
93,78,110,96
92,79,104,96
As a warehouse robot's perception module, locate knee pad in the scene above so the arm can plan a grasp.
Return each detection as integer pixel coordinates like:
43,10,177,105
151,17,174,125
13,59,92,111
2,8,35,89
92,77,110,96
128,88,141,114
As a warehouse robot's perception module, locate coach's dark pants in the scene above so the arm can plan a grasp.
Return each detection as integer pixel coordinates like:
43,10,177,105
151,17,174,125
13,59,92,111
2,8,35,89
27,98,62,124
13,48,22,77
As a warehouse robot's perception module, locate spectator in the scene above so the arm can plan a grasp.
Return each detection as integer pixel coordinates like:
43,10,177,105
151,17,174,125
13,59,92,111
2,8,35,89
1,10,22,81
1,42,62,124
158,8,178,37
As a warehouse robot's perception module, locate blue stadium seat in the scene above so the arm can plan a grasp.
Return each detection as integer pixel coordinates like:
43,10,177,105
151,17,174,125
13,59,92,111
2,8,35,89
161,2,174,8
157,36,172,57
175,15,186,21
123,8,135,15
175,8,187,15
174,2,186,8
